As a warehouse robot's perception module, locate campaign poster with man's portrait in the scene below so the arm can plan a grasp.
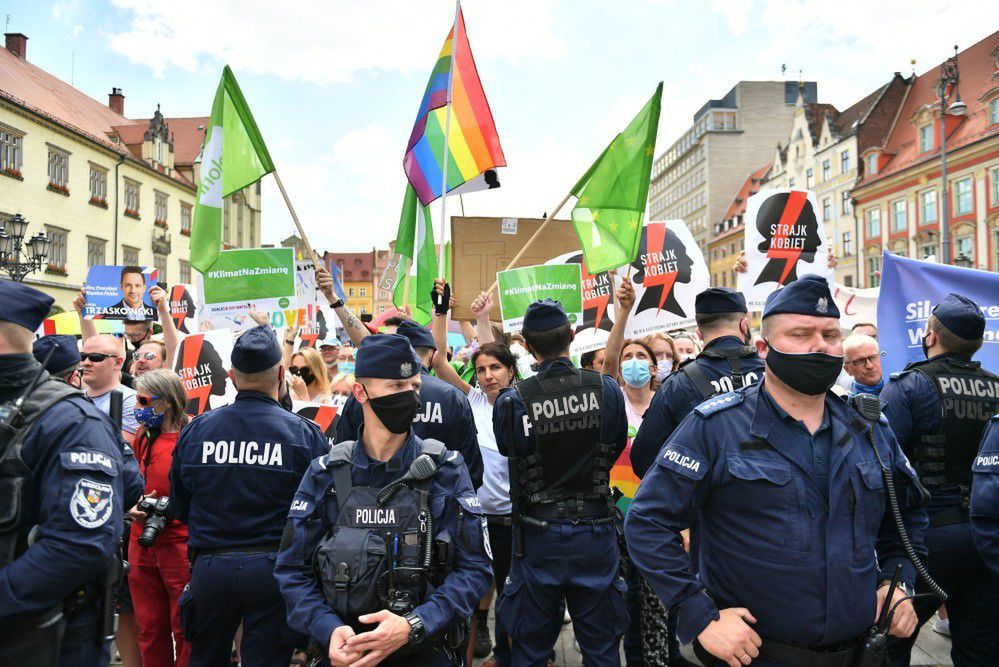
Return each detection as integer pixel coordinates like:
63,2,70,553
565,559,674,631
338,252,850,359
83,265,158,321
174,329,235,416
738,189,832,310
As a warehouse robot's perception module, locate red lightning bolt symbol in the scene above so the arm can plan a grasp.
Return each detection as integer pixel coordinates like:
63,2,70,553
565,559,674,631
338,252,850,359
580,257,610,329
181,335,212,415
767,191,808,284
641,224,678,315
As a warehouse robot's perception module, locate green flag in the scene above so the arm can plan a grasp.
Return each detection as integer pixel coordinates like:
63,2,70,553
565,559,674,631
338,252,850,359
570,82,662,273
392,185,437,325
190,66,275,273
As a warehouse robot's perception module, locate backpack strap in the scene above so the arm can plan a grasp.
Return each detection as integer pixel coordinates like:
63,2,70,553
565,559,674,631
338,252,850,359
325,441,355,504
680,361,716,401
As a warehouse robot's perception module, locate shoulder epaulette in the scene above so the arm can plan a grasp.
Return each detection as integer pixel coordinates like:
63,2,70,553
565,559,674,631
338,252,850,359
324,441,355,468
693,391,744,418
419,438,447,460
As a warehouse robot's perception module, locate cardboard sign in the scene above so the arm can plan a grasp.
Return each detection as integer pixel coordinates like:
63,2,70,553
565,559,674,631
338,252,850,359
545,251,614,354
831,282,879,331
174,328,236,416
199,248,298,329
737,189,833,310
292,399,342,445
497,263,583,333
450,216,577,321
83,265,158,321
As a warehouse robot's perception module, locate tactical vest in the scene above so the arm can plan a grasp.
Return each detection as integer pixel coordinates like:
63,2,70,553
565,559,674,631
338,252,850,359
0,378,82,567
909,356,999,490
314,439,452,637
680,344,761,401
514,365,612,511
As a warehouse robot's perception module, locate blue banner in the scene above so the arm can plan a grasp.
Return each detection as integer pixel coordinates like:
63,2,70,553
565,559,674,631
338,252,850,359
877,252,999,377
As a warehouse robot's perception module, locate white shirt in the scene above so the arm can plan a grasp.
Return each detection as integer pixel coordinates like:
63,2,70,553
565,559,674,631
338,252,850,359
90,384,140,434
467,386,511,515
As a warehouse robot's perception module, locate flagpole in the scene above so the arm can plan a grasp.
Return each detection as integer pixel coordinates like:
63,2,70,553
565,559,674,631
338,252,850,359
272,169,320,264
436,0,460,277
486,191,573,294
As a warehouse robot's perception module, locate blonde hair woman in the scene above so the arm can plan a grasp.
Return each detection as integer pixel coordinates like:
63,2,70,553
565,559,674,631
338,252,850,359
288,347,333,404
642,332,679,384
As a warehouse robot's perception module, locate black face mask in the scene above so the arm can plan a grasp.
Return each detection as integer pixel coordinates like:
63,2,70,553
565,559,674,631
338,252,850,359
764,340,843,396
365,389,421,434
921,334,931,359
298,368,316,386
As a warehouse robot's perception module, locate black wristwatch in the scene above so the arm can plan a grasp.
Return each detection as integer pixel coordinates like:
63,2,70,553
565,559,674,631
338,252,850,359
403,612,425,644
328,297,345,309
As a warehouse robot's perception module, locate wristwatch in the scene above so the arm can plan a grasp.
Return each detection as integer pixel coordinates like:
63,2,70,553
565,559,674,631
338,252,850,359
328,297,345,309
403,612,425,644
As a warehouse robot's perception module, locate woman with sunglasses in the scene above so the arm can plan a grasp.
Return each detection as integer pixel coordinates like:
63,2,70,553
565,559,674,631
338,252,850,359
287,346,333,404
128,369,191,667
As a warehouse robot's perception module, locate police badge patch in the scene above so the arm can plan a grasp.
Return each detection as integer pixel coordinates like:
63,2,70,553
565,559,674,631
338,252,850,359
70,478,114,529
400,362,413,377
815,297,828,314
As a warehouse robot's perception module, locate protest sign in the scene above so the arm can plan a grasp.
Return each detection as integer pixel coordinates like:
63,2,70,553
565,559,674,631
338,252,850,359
450,216,577,321
83,265,157,321
169,284,200,334
174,328,236,416
497,264,583,333
621,220,709,338
199,248,297,329
737,189,832,310
831,282,879,331
877,252,999,377
292,400,343,444
545,251,614,354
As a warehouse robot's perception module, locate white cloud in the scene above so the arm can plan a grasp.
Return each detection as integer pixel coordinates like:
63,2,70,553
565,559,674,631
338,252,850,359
107,0,567,83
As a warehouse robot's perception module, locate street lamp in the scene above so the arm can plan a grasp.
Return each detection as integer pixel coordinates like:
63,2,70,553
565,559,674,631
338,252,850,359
0,213,51,282
938,45,965,265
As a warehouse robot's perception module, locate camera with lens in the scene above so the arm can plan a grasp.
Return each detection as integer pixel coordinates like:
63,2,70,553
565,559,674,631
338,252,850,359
136,496,172,548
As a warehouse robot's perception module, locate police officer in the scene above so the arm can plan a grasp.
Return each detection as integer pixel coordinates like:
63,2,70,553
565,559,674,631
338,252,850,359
626,275,928,666
491,299,628,666
335,320,483,489
275,334,491,666
880,293,999,665
972,417,999,577
170,324,330,667
631,287,763,478
0,282,126,667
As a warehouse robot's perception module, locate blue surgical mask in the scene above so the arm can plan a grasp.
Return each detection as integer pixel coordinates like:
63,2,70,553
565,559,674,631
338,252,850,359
339,362,355,374
621,358,652,388
134,406,166,428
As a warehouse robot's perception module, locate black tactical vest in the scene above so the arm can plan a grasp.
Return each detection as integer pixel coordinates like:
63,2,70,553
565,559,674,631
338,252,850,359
0,378,82,567
514,364,612,508
909,355,999,490
314,439,451,637
680,344,761,400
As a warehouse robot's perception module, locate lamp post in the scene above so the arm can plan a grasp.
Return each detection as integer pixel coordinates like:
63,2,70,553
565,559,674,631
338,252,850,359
938,45,967,265
0,213,52,282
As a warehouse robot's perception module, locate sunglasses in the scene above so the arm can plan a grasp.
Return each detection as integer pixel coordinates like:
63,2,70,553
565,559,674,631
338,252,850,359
133,351,159,361
288,366,305,376
82,352,116,363
136,395,162,407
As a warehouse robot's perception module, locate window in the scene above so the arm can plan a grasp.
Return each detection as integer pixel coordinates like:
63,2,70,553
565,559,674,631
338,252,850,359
954,177,973,215
710,110,737,131
822,197,832,221
1,126,23,174
992,166,999,206
124,179,140,215
840,150,850,173
955,235,974,264
181,203,192,234
841,191,852,215
918,123,933,153
123,246,140,266
866,208,881,238
154,191,168,224
867,255,881,287
86,237,106,266
806,168,814,188
237,202,244,247
45,226,68,271
920,190,938,224
920,242,935,259
47,146,69,188
348,287,356,297
223,199,231,243
153,254,167,283
360,288,367,297
248,215,255,247
179,259,191,284
866,154,878,176
89,164,107,204
843,275,853,287
991,98,999,125
822,159,831,181
842,231,854,257
891,200,907,232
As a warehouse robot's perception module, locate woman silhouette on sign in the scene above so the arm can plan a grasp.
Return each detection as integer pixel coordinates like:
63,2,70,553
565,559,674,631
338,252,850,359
630,224,695,318
754,191,822,286
564,252,614,332
174,335,228,415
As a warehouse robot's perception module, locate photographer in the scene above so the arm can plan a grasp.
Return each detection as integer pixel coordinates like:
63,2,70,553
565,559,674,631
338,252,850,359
129,369,191,667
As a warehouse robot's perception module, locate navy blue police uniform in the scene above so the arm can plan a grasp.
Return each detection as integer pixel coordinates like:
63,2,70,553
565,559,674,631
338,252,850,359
880,293,999,666
0,283,126,667
972,416,999,575
491,299,629,667
631,288,763,478
170,325,330,667
277,334,491,665
335,321,483,489
626,276,929,665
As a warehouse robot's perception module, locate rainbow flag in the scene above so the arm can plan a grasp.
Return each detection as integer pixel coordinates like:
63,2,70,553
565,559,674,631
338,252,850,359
404,6,505,206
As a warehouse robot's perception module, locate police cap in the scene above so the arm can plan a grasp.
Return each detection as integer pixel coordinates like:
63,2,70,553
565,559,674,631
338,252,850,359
695,287,748,314
522,298,569,333
355,334,422,380
394,319,437,351
932,293,985,340
0,280,54,332
33,335,80,374
762,274,840,320
231,325,282,373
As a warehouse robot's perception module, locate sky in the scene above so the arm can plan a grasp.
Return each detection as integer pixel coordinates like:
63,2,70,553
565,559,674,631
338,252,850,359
6,0,999,253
